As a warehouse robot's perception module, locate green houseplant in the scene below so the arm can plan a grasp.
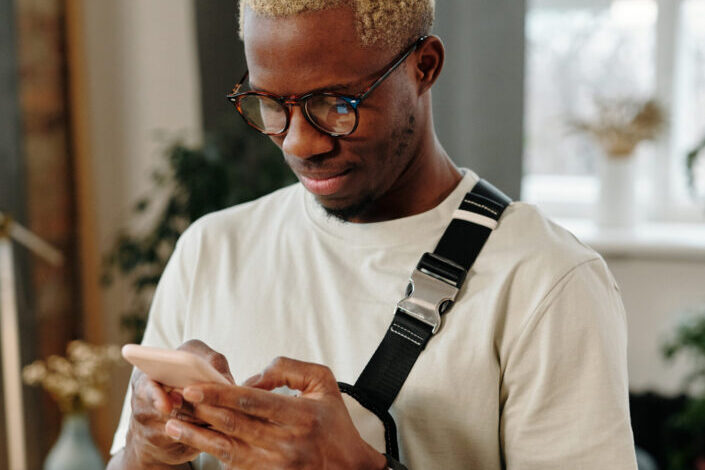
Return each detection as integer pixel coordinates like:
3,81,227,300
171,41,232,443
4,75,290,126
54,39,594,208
686,135,705,202
662,305,705,469
102,125,296,343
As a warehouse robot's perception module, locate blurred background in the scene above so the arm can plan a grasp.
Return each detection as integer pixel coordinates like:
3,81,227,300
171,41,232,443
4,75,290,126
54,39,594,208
0,0,704,469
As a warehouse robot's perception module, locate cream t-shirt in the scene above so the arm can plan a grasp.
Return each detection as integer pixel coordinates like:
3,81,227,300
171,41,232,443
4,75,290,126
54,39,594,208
111,169,637,469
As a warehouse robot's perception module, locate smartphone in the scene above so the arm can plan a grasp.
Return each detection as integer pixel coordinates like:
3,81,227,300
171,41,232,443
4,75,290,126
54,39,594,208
122,344,231,389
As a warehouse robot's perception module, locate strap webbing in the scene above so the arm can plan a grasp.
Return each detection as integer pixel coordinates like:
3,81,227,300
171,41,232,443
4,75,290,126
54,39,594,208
353,179,512,411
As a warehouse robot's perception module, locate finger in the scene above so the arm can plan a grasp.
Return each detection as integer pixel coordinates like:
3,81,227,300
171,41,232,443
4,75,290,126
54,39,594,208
178,340,235,384
184,383,305,423
173,411,209,427
168,390,183,409
165,418,246,466
189,403,286,447
242,374,262,387
247,356,339,396
133,372,173,416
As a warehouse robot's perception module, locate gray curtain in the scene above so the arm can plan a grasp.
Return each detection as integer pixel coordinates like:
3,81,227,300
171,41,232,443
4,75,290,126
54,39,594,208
194,1,246,132
433,1,526,200
0,0,24,218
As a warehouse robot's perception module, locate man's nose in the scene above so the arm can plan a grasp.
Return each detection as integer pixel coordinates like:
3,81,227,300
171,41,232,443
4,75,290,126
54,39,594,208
281,106,335,159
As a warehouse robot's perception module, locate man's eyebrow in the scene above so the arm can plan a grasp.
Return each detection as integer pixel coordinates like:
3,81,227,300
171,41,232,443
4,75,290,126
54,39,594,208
249,79,365,95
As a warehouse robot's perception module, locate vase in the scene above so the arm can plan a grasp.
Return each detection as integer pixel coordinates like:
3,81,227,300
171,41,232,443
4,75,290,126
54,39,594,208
43,412,104,470
596,152,638,229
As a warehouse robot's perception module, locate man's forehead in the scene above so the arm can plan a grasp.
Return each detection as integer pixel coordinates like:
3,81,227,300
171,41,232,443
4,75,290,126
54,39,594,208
242,7,389,95
244,61,377,98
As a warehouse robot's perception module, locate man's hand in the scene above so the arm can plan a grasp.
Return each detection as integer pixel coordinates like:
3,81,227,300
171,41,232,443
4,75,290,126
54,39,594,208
164,357,387,470
121,340,235,469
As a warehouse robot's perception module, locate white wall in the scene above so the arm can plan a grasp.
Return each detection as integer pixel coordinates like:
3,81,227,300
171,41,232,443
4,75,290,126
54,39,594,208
82,0,201,341
80,0,201,442
607,256,705,396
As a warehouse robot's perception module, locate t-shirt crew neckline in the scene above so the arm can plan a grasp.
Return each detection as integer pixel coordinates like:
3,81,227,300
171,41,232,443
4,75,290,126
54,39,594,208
302,168,480,248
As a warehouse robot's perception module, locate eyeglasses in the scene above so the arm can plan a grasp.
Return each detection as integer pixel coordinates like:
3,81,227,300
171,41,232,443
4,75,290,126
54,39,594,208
226,36,428,138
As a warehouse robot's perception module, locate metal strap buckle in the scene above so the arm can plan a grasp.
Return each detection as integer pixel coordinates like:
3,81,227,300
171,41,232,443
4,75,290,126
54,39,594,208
396,268,460,334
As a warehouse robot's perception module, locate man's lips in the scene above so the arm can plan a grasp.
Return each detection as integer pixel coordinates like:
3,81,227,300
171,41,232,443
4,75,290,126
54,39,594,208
297,168,353,196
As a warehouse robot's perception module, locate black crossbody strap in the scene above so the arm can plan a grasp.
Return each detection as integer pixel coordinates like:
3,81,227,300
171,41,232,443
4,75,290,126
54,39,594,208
353,179,512,411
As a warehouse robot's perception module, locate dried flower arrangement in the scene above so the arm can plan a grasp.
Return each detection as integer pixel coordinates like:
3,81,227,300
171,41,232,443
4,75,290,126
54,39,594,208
22,341,123,414
569,97,666,158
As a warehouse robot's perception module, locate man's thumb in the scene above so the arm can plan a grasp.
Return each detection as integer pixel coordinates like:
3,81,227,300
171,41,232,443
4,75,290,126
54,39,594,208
178,339,235,384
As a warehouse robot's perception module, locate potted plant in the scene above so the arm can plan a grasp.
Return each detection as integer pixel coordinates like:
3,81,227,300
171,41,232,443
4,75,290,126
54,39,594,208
23,341,123,470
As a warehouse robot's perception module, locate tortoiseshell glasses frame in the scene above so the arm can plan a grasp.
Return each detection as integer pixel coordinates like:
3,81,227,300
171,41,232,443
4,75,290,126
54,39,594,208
226,36,428,138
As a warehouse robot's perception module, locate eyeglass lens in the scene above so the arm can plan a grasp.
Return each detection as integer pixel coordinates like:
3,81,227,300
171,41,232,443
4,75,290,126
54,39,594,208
238,95,288,134
237,94,357,136
305,95,357,135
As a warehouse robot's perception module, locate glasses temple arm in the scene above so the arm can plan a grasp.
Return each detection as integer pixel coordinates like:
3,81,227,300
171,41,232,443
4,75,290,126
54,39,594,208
357,37,427,102
230,70,250,94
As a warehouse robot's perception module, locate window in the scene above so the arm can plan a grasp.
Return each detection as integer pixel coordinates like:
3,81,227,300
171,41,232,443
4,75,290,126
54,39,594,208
523,0,705,222
674,0,705,202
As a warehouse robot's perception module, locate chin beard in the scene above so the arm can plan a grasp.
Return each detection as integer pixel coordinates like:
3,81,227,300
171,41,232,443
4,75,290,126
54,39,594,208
320,194,375,222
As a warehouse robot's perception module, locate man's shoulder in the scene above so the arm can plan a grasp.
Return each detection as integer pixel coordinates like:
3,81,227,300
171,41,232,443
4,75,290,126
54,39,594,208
492,200,601,274
482,201,618,360
478,200,610,315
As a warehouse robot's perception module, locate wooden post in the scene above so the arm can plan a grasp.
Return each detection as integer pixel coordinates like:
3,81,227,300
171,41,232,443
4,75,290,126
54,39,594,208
0,228,28,470
65,0,111,456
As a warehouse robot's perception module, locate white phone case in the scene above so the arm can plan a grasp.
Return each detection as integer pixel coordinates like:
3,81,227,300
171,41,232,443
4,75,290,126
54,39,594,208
121,344,231,389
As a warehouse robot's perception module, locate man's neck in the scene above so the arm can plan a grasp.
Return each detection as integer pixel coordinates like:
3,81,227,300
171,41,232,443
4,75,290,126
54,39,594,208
347,137,462,223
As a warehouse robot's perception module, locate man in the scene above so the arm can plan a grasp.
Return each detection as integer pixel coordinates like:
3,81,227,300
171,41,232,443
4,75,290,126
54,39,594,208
108,1,638,469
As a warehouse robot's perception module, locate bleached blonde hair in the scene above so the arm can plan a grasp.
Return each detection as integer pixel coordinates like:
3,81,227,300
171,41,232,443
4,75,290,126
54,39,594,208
239,0,435,52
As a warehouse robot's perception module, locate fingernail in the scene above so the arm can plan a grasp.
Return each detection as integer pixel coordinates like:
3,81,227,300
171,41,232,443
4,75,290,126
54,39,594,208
183,388,203,403
165,420,182,439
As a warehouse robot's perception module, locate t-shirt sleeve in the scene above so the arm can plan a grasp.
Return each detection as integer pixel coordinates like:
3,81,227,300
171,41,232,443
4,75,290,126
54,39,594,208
109,229,195,455
499,257,637,470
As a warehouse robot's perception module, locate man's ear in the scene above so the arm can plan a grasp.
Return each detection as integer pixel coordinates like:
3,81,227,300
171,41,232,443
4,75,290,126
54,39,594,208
413,35,445,95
